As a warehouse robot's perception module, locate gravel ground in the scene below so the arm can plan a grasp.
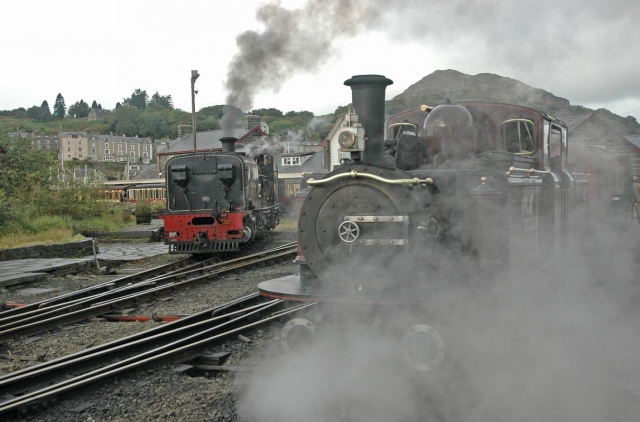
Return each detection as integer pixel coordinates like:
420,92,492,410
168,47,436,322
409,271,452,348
0,222,639,422
0,226,298,422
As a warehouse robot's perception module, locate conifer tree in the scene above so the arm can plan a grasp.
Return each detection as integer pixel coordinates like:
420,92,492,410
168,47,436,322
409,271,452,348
53,93,66,119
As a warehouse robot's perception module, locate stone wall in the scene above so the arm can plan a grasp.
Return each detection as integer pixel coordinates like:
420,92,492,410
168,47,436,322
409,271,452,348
0,239,96,262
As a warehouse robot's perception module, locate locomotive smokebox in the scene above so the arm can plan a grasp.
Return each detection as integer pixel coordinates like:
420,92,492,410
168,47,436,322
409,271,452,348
344,75,393,166
219,137,237,153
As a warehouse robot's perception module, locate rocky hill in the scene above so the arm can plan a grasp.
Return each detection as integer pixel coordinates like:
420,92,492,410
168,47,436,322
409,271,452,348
385,70,639,135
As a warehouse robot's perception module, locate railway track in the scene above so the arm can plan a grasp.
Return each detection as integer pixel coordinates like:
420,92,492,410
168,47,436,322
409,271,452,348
0,242,297,343
0,293,315,419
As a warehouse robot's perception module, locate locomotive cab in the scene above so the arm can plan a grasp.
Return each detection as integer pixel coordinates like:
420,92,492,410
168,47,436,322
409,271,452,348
160,137,280,254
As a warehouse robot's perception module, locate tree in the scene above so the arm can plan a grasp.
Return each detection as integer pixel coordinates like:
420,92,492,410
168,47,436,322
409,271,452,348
0,134,54,199
39,100,51,121
199,105,228,119
123,89,148,110
285,110,314,118
26,105,41,120
147,92,174,111
112,106,141,136
251,108,283,118
53,93,66,119
68,99,90,118
91,100,98,109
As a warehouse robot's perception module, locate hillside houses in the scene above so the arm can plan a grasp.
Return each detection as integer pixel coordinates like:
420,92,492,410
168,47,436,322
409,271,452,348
59,132,153,164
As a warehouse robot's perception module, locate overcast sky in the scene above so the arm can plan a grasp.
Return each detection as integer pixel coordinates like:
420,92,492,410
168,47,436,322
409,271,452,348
3,0,639,120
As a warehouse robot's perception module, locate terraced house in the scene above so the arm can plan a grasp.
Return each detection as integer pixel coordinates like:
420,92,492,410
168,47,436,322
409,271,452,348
59,132,153,164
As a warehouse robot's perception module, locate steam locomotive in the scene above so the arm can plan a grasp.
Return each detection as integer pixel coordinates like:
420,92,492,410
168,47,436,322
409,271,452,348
258,74,593,371
160,137,280,253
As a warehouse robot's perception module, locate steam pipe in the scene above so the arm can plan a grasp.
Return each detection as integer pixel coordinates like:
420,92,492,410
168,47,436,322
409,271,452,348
344,75,393,167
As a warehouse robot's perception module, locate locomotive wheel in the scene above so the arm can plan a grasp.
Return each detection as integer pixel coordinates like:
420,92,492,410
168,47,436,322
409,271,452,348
399,323,445,372
281,317,316,355
240,225,253,243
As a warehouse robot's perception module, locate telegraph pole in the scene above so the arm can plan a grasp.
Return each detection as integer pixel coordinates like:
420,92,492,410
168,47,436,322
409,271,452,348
191,70,200,152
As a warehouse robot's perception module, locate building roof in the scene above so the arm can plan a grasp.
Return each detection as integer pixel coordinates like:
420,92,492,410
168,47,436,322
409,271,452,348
132,164,163,180
158,126,271,156
625,135,640,150
320,114,345,148
554,113,592,131
59,132,152,143
276,151,325,174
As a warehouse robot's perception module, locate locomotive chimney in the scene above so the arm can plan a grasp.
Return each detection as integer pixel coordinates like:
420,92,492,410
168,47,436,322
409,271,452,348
219,136,237,153
344,74,393,166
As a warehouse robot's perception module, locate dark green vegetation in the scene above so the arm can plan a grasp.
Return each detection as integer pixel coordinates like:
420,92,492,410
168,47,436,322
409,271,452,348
385,70,640,135
0,89,336,143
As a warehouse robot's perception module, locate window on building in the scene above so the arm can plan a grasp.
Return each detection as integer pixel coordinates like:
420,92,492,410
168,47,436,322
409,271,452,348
105,143,109,148
118,144,123,149
282,156,301,166
67,147,71,152
105,154,112,160
143,146,148,151
105,149,110,155
91,148,96,154
130,151,135,156
78,147,83,152
143,152,148,158
67,140,71,145
286,183,301,196
131,145,135,150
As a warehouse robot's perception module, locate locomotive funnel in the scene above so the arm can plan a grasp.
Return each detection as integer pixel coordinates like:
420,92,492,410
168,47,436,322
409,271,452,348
344,75,393,166
219,137,237,153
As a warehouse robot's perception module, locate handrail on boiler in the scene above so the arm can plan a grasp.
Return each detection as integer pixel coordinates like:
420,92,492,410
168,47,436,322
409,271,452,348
307,170,434,186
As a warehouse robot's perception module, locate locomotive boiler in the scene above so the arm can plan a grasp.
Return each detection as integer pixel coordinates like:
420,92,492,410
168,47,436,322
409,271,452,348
259,74,581,371
160,137,280,253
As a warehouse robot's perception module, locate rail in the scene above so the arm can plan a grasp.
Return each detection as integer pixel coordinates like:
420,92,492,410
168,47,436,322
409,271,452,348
0,295,315,419
0,243,297,342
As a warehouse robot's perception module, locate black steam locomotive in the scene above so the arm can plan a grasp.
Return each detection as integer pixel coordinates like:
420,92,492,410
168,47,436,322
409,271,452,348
259,74,587,371
160,137,280,253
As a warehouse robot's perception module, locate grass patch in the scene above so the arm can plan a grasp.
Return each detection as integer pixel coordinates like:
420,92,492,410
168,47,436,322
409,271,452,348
0,210,134,249
0,228,85,249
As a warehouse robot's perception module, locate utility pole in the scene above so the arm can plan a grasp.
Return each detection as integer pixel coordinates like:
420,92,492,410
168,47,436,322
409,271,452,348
191,70,200,153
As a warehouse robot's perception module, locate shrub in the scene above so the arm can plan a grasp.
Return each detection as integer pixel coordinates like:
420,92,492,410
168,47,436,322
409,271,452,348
151,201,165,212
135,200,152,215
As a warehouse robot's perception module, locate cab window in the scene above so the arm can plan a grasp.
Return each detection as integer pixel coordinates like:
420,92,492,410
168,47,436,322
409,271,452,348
502,119,535,154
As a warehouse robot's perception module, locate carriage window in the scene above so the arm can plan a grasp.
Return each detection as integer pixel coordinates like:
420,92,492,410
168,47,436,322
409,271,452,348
502,119,535,154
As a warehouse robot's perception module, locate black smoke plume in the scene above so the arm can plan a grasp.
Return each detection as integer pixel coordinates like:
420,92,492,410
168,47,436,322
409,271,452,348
221,0,378,133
